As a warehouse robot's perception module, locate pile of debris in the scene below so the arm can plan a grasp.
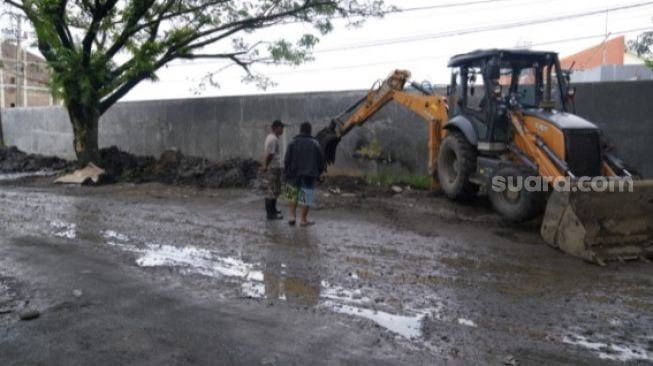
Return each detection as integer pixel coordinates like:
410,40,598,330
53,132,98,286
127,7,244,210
100,146,260,188
0,145,260,188
0,146,73,173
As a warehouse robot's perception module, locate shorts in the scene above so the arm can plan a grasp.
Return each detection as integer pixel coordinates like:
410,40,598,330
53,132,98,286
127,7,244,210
285,184,315,207
266,168,282,198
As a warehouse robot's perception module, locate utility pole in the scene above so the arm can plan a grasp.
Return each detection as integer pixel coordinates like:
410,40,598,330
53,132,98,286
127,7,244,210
14,13,22,107
1,10,29,108
0,100,3,148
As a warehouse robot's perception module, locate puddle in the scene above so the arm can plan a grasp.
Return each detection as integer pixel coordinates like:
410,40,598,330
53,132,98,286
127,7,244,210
457,318,477,328
50,221,77,239
101,231,267,297
135,243,264,283
0,171,58,181
323,300,426,339
103,230,129,242
99,233,435,340
319,280,438,339
563,334,652,362
241,281,266,298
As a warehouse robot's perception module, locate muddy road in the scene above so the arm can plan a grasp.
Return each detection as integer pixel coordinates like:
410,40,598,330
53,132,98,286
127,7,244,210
0,178,651,365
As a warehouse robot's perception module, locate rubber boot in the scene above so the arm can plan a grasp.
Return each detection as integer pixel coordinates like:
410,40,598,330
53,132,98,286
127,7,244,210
272,198,282,216
266,199,283,220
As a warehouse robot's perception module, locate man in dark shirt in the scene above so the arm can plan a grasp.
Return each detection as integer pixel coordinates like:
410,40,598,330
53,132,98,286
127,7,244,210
284,121,324,226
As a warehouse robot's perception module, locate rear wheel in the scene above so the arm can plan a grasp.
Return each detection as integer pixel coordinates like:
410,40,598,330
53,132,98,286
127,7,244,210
437,131,478,202
488,165,546,222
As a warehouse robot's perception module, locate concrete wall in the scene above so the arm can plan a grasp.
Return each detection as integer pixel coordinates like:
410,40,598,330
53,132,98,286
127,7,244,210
570,65,653,83
1,81,652,177
574,81,653,178
1,91,429,176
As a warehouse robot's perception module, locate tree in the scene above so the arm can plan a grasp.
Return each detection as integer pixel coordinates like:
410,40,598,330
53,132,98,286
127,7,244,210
628,30,653,69
3,0,387,165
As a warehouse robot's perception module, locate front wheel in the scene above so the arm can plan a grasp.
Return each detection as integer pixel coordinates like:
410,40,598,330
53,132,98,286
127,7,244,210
488,166,546,222
437,131,478,202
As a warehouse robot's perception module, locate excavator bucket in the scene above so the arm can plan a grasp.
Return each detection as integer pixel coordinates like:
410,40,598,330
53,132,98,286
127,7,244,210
541,180,653,264
316,120,341,166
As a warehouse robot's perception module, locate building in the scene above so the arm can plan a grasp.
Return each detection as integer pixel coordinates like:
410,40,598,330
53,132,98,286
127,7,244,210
560,36,653,83
0,41,55,107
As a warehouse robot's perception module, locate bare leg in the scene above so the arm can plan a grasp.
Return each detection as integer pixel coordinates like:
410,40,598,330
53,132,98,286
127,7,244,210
300,205,310,225
288,202,297,225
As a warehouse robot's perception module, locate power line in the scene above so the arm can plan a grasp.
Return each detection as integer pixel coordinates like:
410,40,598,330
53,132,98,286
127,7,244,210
261,26,653,77
147,24,651,85
314,1,653,53
164,1,653,70
390,0,519,13
532,27,652,47
278,0,526,24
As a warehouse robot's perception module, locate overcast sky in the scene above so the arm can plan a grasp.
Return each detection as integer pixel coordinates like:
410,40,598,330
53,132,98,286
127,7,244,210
4,0,653,101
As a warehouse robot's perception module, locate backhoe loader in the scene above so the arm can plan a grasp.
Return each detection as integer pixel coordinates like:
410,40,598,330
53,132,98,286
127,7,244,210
316,49,653,265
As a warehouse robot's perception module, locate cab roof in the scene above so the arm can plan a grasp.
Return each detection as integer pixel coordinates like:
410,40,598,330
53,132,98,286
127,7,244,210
447,49,559,67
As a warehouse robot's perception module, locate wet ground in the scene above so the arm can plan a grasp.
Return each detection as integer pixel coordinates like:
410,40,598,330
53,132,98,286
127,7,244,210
0,176,652,365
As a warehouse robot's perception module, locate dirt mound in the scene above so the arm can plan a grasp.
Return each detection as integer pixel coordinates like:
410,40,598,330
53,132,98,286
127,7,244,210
99,146,260,188
0,146,73,173
100,146,157,183
1,145,259,188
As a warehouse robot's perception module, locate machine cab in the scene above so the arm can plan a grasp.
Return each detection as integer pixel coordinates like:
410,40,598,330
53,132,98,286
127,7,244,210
446,49,569,152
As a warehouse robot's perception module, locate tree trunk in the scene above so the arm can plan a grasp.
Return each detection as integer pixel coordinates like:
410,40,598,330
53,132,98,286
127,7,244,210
67,102,100,166
0,107,4,148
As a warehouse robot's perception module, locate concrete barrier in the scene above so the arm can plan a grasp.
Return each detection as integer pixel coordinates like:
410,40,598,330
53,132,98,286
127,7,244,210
574,81,653,178
1,81,652,178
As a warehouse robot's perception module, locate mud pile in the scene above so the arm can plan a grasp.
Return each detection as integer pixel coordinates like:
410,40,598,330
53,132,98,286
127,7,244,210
0,145,259,188
99,146,260,188
0,146,73,173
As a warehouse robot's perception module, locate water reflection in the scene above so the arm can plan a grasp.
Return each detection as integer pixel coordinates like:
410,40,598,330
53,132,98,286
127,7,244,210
50,220,77,239
0,171,57,181
262,224,321,306
323,300,426,339
97,226,432,339
563,333,652,362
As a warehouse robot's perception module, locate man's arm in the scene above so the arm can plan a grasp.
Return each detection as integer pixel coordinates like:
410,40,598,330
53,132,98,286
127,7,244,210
313,140,325,175
284,142,293,177
261,153,274,171
261,137,277,171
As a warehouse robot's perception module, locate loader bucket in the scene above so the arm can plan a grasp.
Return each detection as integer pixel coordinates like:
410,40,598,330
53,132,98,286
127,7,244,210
541,179,653,264
316,120,341,166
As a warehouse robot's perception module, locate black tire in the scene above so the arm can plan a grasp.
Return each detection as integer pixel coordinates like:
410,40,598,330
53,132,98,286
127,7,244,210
488,165,547,223
437,131,479,202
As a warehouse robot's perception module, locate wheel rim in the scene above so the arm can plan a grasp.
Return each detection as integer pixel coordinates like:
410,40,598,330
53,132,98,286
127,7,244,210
503,179,522,202
505,188,521,202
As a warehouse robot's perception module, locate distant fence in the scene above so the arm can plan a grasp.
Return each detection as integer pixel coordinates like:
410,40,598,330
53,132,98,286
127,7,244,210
2,81,652,178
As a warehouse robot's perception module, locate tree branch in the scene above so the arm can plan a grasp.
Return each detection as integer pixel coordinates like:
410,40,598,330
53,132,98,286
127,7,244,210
52,0,75,50
79,0,385,114
82,0,119,65
178,52,247,60
103,0,157,58
99,54,173,113
3,0,24,10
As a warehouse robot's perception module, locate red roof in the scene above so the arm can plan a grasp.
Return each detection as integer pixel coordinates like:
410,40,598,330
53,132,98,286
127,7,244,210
560,36,625,70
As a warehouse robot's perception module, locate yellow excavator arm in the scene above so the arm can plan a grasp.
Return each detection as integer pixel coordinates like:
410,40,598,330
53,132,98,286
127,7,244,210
318,70,449,189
